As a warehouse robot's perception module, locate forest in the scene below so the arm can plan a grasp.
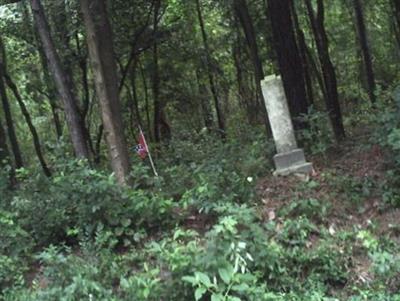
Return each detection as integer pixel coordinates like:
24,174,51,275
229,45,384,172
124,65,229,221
1,0,400,300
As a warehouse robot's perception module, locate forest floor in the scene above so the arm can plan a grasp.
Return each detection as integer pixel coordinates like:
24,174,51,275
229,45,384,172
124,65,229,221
256,127,400,292
5,123,400,300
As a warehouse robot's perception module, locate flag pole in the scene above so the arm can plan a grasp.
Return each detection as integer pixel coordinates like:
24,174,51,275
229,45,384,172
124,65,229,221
139,125,158,177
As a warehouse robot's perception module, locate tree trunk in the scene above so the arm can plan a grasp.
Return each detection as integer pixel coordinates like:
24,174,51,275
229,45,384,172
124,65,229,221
353,0,376,104
195,0,226,139
80,0,131,185
234,0,271,134
140,62,152,140
305,0,345,140
21,1,62,139
152,0,162,143
30,0,90,158
196,69,214,130
266,0,309,129
289,0,314,106
151,0,171,144
234,0,264,93
33,34,63,140
392,0,400,48
130,66,143,129
0,50,23,169
304,43,328,102
232,21,256,123
1,66,51,177
0,116,10,167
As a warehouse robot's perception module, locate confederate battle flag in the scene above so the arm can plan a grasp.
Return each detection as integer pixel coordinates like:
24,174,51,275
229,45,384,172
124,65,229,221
133,129,148,159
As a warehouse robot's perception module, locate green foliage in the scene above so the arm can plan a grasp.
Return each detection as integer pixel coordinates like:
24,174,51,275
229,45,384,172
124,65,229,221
298,108,334,156
3,107,400,300
0,210,31,291
9,160,175,246
279,198,330,222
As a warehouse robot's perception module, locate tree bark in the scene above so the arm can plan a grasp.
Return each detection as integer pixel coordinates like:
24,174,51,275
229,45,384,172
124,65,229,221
129,65,143,129
0,116,10,167
195,0,226,139
234,0,271,134
1,65,51,177
305,0,345,140
353,0,376,104
30,0,90,158
33,32,63,140
266,0,309,129
152,0,162,143
140,61,152,140
289,0,314,106
0,48,23,169
196,69,214,130
234,0,264,92
392,0,400,48
22,1,63,140
80,0,131,185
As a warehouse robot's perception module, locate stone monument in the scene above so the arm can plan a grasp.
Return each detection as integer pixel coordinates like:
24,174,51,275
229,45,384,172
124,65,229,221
261,75,313,176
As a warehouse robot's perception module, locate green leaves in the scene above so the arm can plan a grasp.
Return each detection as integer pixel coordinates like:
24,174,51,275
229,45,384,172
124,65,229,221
218,265,233,284
195,287,206,300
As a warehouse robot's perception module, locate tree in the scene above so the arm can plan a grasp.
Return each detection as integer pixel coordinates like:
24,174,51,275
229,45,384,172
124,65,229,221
152,0,171,143
0,41,23,169
305,0,345,140
289,0,314,106
30,0,90,159
392,0,400,47
80,0,131,185
195,0,226,139
233,0,271,134
266,0,309,128
0,64,51,177
0,116,9,167
233,0,264,103
353,0,376,104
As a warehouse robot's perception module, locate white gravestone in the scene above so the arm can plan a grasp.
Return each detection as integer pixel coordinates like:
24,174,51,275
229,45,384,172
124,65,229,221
261,75,313,176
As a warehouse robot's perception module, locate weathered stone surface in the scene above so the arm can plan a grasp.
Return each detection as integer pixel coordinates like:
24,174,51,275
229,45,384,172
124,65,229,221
261,75,313,176
261,75,297,153
273,149,313,176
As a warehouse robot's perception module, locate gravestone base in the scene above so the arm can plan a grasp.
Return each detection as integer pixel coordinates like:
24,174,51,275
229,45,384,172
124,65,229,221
273,148,313,176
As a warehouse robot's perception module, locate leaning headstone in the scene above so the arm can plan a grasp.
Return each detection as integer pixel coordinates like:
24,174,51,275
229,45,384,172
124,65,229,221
261,75,313,176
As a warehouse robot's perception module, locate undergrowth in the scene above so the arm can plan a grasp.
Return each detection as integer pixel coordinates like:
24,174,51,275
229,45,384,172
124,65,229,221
1,104,400,301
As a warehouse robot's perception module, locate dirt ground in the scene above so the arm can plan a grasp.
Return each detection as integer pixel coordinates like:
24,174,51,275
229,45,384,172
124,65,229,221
256,130,400,290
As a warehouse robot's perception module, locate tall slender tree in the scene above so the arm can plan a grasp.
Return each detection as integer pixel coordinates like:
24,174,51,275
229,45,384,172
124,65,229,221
233,0,271,134
30,0,90,158
305,0,345,140
152,0,165,143
1,66,51,177
392,0,400,47
0,116,9,167
289,0,314,106
233,0,264,101
353,0,376,104
266,0,309,128
195,0,226,139
0,40,23,169
80,0,131,185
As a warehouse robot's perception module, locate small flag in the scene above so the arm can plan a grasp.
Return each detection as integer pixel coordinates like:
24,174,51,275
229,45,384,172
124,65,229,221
133,130,148,159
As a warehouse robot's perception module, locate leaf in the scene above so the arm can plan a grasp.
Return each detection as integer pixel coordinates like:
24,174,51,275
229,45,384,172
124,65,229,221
114,227,124,236
182,276,197,285
195,272,212,288
231,283,249,292
218,266,233,284
195,287,206,300
211,293,223,301
121,218,131,227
